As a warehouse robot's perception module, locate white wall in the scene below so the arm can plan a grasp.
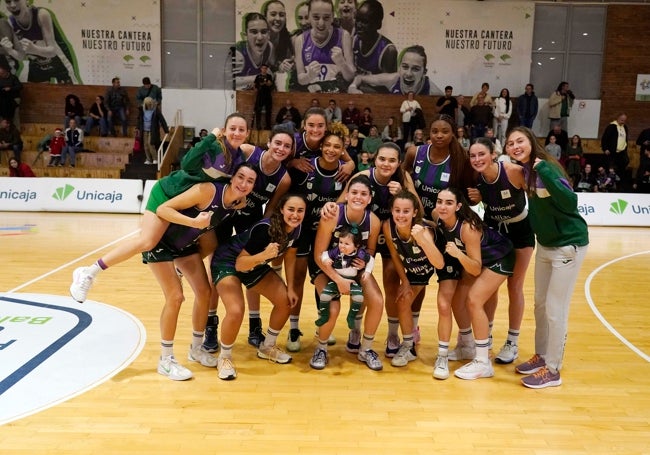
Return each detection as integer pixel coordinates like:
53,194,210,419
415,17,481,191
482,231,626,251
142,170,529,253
161,89,237,133
532,98,601,139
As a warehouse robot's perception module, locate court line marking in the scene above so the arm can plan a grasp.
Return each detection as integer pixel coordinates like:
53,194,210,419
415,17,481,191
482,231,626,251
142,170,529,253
584,250,650,362
5,229,141,294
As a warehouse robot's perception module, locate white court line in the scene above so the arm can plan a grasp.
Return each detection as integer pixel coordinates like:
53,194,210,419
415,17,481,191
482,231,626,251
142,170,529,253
6,229,141,294
584,250,650,362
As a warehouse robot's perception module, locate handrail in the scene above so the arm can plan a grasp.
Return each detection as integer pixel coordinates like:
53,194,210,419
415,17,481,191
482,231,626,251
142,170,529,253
156,109,183,173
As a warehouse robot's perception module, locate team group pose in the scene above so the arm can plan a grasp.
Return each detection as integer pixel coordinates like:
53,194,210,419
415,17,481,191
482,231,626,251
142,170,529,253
69,106,587,388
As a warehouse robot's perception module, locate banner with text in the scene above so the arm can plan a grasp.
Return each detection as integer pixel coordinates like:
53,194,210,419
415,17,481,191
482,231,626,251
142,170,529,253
576,193,650,227
0,0,160,86
234,0,534,95
0,178,144,213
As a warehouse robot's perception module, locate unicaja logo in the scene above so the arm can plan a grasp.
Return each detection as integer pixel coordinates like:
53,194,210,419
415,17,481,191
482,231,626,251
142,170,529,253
609,199,628,215
52,184,75,201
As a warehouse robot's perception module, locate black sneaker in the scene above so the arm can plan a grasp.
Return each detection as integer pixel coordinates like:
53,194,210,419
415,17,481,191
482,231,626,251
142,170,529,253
202,315,219,353
248,325,266,348
286,328,303,352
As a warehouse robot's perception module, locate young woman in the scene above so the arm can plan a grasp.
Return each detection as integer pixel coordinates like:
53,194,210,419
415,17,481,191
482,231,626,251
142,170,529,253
262,0,294,74
492,88,512,145
311,175,384,371
466,138,534,365
352,0,397,76
293,0,355,93
335,0,357,36
234,13,274,90
563,134,584,184
285,123,351,351
144,163,258,381
505,127,589,389
70,113,251,303
383,191,444,369
435,188,515,381
210,194,306,380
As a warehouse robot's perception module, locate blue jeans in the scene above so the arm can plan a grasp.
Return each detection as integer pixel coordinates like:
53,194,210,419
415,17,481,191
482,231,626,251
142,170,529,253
61,145,81,166
108,107,128,136
85,116,108,136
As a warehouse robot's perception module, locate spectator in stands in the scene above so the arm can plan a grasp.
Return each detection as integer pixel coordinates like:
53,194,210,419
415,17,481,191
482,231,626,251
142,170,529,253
468,93,492,141
544,135,562,161
342,100,360,130
545,123,569,152
8,156,34,177
596,166,618,193
404,128,425,151
64,94,84,129
517,83,538,129
636,126,650,167
574,163,597,192
457,126,470,152
0,63,21,124
105,77,131,137
47,127,65,167
359,107,373,137
436,85,458,121
485,127,503,156
85,95,109,137
60,119,84,168
361,125,382,157
0,117,22,162
563,134,584,185
347,127,362,162
138,97,169,165
601,113,629,187
381,116,402,144
275,99,301,131
548,81,574,132
325,99,342,123
456,95,470,128
136,77,162,105
357,150,371,172
493,88,512,145
253,63,275,130
400,90,421,143
470,82,493,107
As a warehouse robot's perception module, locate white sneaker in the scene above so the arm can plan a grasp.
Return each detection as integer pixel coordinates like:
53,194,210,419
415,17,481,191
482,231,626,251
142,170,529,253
495,342,518,364
217,356,237,380
188,345,218,367
390,343,417,367
157,355,193,381
70,267,94,303
286,328,302,352
257,344,292,364
144,160,152,165
454,359,494,380
448,342,476,361
433,355,449,380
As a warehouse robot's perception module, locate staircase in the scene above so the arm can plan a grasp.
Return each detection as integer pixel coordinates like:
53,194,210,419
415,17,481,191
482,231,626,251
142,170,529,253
120,152,158,181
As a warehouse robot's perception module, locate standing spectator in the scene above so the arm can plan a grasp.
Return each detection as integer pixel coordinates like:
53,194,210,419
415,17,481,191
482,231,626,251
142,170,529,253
138,97,169,165
544,135,561,161
60,118,84,168
516,83,538,129
85,95,109,137
0,117,22,162
548,81,574,132
8,157,34,177
253,64,274,130
435,85,458,121
470,82,493,107
47,127,65,167
456,95,470,128
600,113,629,187
135,77,162,105
563,134,584,184
381,116,402,144
545,123,569,152
325,99,342,123
64,94,84,129
105,77,131,137
0,63,21,124
275,99,301,130
400,91,421,143
358,107,373,136
342,100,361,130
468,93,492,141
493,88,512,145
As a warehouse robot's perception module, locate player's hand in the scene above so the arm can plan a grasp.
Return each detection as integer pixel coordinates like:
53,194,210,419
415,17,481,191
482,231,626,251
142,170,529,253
194,211,213,229
467,187,482,204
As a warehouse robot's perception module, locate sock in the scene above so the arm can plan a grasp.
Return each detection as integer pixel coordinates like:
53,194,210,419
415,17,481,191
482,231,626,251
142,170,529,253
438,341,450,357
317,339,328,351
161,339,174,358
88,261,104,277
191,331,203,349
402,335,414,349
208,309,217,318
387,317,400,337
459,327,474,345
506,329,520,345
264,328,279,348
475,338,490,362
360,333,374,352
289,315,299,330
412,311,420,329
219,342,234,358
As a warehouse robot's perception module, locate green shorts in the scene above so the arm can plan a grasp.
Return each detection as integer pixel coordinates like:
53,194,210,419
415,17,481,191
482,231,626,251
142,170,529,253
486,249,516,276
211,259,273,289
145,182,171,213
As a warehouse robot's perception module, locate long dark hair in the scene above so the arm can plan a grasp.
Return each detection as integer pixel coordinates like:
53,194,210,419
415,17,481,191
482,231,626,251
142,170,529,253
374,141,405,185
430,114,475,194
440,187,483,232
390,190,423,225
268,193,307,250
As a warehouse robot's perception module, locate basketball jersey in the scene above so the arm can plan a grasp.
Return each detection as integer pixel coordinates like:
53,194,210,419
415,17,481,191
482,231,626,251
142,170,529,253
235,40,273,77
368,167,396,221
411,145,452,218
295,157,345,232
440,219,512,267
239,147,287,218
390,76,431,96
330,203,372,250
353,34,395,75
478,161,527,225
389,219,436,277
300,28,344,91
294,131,321,160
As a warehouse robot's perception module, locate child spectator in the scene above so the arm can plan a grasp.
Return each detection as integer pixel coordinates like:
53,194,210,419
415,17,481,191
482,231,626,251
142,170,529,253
357,151,371,171
48,127,65,166
315,225,374,330
60,119,84,167
545,134,562,161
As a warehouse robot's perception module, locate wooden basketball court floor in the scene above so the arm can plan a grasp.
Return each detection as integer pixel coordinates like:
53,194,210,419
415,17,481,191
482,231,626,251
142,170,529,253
0,211,648,454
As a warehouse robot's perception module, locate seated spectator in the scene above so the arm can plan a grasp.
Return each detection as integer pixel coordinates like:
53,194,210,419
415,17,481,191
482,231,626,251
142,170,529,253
47,127,65,167
597,166,619,193
348,127,363,161
457,126,470,152
0,117,22,162
191,128,209,146
381,116,402,144
485,127,503,156
404,128,425,152
357,151,371,172
64,94,84,129
359,107,373,137
361,125,382,157
342,100,361,130
85,95,109,136
574,163,597,192
60,119,84,167
275,99,301,131
545,123,569,151
325,99,342,123
8,157,34,177
544,134,562,161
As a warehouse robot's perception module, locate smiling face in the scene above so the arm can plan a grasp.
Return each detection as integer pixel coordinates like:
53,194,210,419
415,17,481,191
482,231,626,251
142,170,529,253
468,142,495,174
345,181,372,211
297,4,310,30
320,134,344,164
391,196,417,229
304,113,327,146
267,132,294,162
399,52,426,94
435,189,460,224
224,116,249,149
265,2,287,34
309,0,334,43
373,146,400,180
505,130,532,164
246,18,270,57
231,166,258,197
281,196,306,230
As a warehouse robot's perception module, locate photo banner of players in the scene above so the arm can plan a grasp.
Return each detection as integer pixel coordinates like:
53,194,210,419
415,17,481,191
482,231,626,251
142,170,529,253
234,0,534,95
0,0,161,86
